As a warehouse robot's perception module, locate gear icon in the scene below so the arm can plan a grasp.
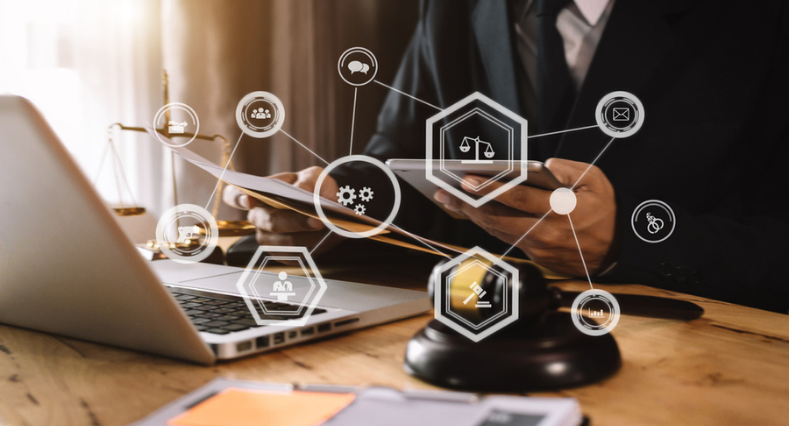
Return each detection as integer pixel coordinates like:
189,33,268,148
336,185,356,206
354,204,366,216
359,187,374,202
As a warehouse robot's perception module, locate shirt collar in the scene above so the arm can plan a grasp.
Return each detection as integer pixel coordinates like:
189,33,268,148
521,0,611,26
574,0,611,26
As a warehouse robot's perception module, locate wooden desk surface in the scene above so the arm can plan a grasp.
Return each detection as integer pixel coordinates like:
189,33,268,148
1,255,788,426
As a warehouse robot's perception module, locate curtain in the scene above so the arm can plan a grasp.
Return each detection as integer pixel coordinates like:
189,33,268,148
162,0,419,220
0,0,165,241
1,0,419,230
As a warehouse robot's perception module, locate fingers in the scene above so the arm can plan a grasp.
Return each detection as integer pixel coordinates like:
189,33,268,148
434,188,543,236
254,229,327,248
223,185,254,210
248,205,324,234
460,203,542,237
268,171,299,185
545,157,595,188
277,166,339,200
290,167,322,192
459,175,553,215
225,165,338,212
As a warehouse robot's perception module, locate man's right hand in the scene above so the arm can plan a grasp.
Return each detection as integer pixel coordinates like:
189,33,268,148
223,166,341,254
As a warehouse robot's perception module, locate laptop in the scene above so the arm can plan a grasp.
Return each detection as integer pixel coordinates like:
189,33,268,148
0,95,430,364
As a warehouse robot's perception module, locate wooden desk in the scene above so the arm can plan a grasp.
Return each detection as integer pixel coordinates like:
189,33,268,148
1,256,788,426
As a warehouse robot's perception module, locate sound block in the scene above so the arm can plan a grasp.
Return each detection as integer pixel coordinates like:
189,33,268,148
404,312,621,392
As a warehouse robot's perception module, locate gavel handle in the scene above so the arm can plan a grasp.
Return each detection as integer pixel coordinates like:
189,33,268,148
557,289,704,321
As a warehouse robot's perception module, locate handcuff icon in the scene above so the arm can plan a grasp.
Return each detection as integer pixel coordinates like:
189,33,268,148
646,212,664,235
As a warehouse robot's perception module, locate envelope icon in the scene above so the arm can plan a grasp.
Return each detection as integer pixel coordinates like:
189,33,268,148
613,107,630,121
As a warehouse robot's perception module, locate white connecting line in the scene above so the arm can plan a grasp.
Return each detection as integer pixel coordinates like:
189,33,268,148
269,78,612,275
499,129,610,254
527,124,598,139
310,230,334,255
567,214,594,289
498,209,553,260
571,136,616,190
349,87,358,156
331,80,452,258
498,131,615,288
373,80,443,111
363,81,615,276
204,132,244,211
279,129,330,166
389,223,453,259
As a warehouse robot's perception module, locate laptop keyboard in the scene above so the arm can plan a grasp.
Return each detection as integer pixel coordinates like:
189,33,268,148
167,287,327,335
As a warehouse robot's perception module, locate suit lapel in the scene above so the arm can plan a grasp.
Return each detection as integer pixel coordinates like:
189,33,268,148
554,0,688,162
471,0,522,115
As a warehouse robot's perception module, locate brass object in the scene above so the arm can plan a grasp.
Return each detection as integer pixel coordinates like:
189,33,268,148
146,239,202,250
215,220,256,237
97,69,255,238
112,206,147,216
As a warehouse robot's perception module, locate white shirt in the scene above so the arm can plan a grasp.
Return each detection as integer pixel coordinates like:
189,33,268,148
514,0,614,120
514,0,616,275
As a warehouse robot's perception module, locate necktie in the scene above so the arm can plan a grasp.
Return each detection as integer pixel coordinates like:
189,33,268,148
536,0,574,134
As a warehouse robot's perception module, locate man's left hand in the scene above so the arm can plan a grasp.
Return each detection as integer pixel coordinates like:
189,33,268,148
434,158,618,277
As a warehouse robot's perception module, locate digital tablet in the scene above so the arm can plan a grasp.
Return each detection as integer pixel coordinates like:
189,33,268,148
386,159,564,216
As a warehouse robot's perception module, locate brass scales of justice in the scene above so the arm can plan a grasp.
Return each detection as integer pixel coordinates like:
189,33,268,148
94,70,254,257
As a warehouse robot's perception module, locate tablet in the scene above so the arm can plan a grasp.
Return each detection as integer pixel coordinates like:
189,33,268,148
387,159,563,216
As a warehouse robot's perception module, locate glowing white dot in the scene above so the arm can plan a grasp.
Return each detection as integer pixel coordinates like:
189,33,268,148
550,187,577,215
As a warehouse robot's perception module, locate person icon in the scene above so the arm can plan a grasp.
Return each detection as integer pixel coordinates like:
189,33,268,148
270,271,296,301
272,271,292,292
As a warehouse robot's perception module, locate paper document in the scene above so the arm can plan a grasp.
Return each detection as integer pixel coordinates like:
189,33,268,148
147,128,561,277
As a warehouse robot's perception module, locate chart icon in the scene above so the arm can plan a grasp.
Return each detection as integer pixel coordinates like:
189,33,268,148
571,289,621,336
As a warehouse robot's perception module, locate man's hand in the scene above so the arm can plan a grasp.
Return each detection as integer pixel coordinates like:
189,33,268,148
223,166,341,255
433,158,618,277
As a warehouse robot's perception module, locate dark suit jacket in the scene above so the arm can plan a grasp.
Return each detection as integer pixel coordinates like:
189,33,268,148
348,0,789,312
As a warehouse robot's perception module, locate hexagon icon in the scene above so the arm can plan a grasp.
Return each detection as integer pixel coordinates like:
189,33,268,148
247,255,316,317
434,246,519,342
426,92,528,208
235,246,327,326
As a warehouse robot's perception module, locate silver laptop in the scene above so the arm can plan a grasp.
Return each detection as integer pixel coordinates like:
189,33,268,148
0,95,430,364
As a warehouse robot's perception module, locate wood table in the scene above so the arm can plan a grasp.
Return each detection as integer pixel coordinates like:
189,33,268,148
1,253,788,426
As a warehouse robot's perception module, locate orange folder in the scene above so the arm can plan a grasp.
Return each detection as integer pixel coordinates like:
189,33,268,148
168,388,356,426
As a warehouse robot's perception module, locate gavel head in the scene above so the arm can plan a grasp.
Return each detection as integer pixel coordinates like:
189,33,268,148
427,257,555,329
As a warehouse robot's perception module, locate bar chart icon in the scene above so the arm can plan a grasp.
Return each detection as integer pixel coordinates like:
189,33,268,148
588,308,606,318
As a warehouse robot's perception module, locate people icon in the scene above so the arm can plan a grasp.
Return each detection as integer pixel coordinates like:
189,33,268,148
270,271,296,301
251,108,272,120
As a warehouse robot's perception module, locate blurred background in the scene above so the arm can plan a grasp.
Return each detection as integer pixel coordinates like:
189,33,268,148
0,0,419,236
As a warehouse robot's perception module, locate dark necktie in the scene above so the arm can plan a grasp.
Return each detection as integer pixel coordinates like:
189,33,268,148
536,0,575,134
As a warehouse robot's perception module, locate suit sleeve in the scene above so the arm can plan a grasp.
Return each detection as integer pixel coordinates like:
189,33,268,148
599,8,789,313
331,0,450,234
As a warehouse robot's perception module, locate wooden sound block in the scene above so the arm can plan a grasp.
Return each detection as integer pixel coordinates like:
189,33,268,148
404,312,621,392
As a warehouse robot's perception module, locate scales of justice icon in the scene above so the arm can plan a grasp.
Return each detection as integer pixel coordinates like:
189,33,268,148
94,70,255,259
459,136,495,164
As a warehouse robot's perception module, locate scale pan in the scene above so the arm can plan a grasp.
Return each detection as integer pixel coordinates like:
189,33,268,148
112,206,146,216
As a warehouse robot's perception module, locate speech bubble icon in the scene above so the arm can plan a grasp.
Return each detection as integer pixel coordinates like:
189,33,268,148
348,60,367,74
